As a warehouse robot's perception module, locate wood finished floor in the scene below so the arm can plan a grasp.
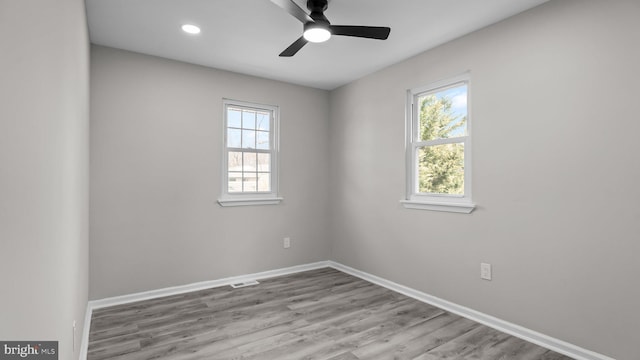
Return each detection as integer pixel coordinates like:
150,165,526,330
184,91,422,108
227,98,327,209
88,268,573,360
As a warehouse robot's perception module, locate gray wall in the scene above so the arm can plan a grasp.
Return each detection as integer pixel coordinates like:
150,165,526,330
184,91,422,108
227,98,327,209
328,1,639,359
90,46,331,299
0,0,89,358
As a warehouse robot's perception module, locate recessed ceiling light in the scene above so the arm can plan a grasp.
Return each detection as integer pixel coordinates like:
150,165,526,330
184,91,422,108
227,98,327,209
181,24,201,35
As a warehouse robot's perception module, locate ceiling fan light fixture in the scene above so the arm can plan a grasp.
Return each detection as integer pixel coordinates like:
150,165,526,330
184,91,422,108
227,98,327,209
181,24,201,35
303,23,331,43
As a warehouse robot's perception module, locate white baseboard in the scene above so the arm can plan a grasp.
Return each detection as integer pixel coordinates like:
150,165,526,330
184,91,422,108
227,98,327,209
327,261,614,360
87,261,329,310
79,260,614,360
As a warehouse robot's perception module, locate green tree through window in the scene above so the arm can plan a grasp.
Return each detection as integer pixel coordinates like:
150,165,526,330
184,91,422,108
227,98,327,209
417,92,466,195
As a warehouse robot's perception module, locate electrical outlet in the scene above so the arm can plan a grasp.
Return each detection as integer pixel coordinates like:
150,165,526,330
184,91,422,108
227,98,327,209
480,263,492,280
283,237,291,249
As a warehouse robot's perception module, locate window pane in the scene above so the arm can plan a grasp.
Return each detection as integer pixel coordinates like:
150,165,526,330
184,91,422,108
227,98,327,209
242,129,256,149
228,172,243,192
228,151,242,171
243,152,257,172
257,173,271,192
257,153,270,172
242,110,256,129
228,108,242,128
418,84,467,141
418,143,464,195
256,112,270,131
243,176,257,192
227,128,241,148
256,131,270,150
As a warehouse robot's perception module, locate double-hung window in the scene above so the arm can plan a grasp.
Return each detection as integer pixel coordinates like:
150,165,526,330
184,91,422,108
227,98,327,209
402,73,475,213
218,99,282,207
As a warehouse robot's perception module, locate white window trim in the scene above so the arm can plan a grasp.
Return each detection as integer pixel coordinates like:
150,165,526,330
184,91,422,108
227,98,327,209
218,99,282,207
402,73,476,214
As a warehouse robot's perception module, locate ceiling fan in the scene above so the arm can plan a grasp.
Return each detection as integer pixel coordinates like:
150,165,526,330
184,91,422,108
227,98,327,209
270,0,391,57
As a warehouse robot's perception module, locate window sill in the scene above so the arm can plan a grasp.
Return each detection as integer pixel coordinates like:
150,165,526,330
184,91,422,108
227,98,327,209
218,197,283,207
400,199,476,214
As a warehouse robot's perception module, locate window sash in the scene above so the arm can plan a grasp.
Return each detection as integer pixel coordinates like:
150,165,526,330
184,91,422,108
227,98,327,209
412,140,466,197
226,148,272,194
413,136,467,148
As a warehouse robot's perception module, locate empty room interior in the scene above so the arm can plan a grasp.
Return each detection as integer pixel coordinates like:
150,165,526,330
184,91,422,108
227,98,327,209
1,0,639,359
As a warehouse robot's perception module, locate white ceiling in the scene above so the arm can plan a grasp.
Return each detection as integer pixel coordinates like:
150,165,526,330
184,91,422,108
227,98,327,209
86,0,549,90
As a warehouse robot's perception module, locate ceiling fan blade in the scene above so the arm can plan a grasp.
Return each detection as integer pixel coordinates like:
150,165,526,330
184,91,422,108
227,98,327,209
270,0,313,23
279,36,309,57
330,25,391,40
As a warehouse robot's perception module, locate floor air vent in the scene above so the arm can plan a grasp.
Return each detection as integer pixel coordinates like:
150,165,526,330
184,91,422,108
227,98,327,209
230,280,260,289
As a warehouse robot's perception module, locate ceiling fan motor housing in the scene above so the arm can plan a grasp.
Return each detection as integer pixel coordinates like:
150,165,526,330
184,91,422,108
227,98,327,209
307,0,328,13
307,0,330,24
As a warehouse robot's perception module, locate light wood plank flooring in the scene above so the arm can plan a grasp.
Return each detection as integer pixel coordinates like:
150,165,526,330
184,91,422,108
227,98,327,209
88,268,573,360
